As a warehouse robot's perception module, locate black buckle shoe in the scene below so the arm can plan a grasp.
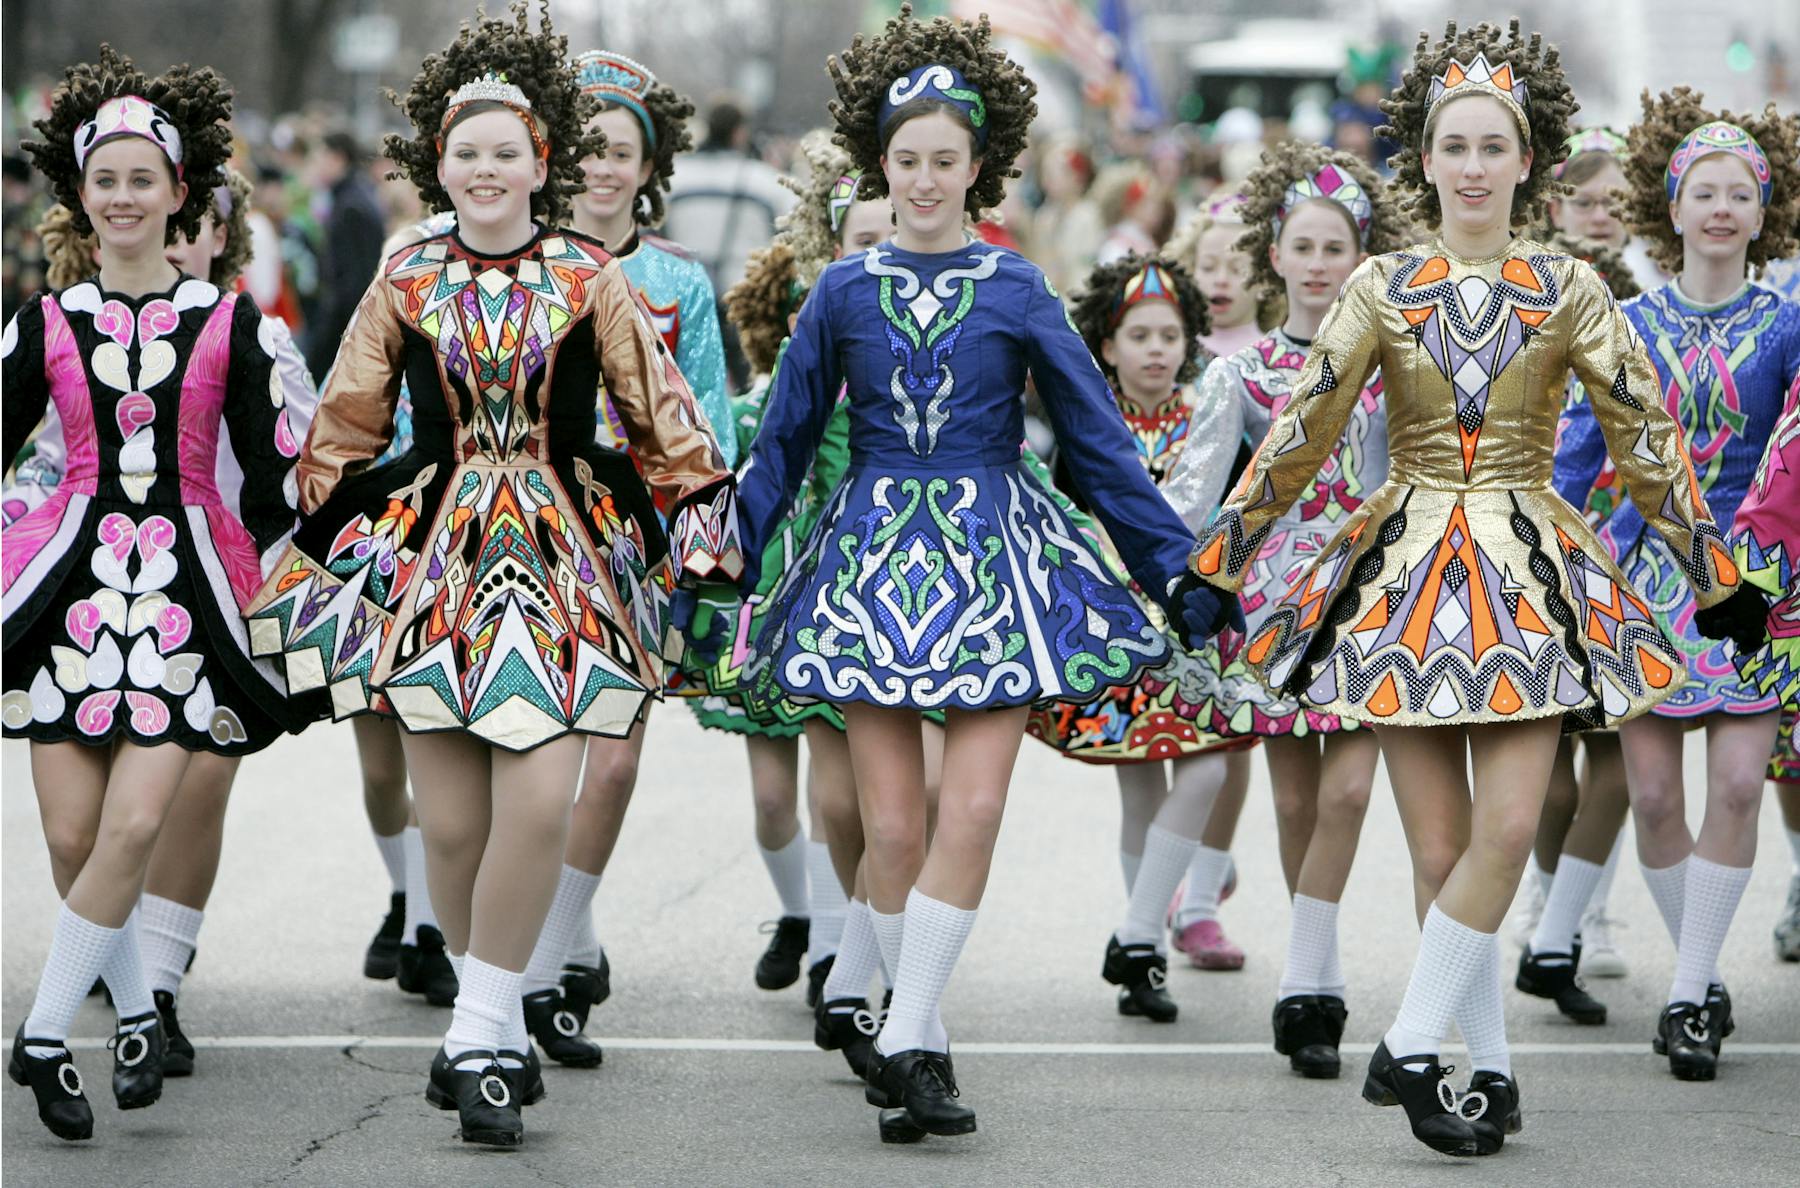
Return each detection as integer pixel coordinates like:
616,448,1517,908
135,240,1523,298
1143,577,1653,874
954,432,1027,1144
498,1047,546,1106
154,990,195,1077
1272,994,1347,1079
755,916,810,990
1461,1070,1522,1155
1362,1041,1479,1156
9,1024,94,1141
814,996,880,1081
1102,936,1178,1022
364,892,405,980
559,951,612,1030
1658,1003,1717,1081
522,988,602,1068
1515,946,1607,1024
426,1046,523,1147
865,1047,976,1136
806,954,835,1010
108,1012,166,1110
397,925,459,1007
1652,982,1734,1056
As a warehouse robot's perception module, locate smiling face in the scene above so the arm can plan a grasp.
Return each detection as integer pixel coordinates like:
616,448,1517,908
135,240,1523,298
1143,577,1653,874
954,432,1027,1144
1192,222,1255,330
1100,299,1186,402
1421,93,1532,239
164,211,224,281
1671,152,1763,268
1271,199,1363,320
436,108,548,241
577,107,652,229
835,196,892,257
79,136,186,257
881,109,981,248
1550,158,1628,247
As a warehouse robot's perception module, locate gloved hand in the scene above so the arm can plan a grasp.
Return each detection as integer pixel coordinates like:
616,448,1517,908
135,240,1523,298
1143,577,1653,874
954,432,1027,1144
671,585,701,639
671,582,738,666
1694,584,1770,656
1164,572,1245,648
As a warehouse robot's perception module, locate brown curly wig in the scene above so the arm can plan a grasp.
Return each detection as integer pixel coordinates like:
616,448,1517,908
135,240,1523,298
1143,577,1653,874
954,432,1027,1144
1378,19,1576,233
203,168,255,288
1621,88,1800,274
385,1,603,228
38,204,96,290
780,130,865,289
1234,141,1409,300
725,243,802,377
1069,254,1209,386
23,44,234,245
826,3,1036,219
578,53,695,229
1542,228,1642,301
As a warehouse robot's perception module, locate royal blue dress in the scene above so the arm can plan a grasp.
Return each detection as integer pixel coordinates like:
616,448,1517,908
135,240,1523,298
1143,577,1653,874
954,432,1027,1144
735,240,1198,711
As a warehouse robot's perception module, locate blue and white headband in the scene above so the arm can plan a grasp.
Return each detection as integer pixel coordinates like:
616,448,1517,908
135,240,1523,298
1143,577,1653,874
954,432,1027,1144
878,64,987,151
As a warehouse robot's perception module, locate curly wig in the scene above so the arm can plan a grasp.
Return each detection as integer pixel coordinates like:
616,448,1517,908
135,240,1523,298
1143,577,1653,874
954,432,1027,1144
1378,19,1576,232
1234,140,1409,300
385,1,603,228
725,243,802,376
1069,253,1209,386
779,129,864,289
585,65,694,229
38,204,96,290
23,44,234,245
1621,88,1800,274
826,3,1036,219
1542,229,1642,301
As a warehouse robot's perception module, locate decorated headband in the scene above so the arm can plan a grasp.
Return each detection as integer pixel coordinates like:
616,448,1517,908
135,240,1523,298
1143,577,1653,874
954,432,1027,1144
879,63,987,151
74,95,184,175
1274,163,1374,246
211,181,233,221
1556,126,1628,174
437,73,549,160
1203,189,1247,222
828,169,864,235
1107,261,1182,331
1665,120,1773,206
1426,52,1531,141
575,51,658,151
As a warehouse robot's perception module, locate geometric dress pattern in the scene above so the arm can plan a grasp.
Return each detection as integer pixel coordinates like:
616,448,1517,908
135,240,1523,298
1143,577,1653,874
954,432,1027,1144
1193,241,1738,730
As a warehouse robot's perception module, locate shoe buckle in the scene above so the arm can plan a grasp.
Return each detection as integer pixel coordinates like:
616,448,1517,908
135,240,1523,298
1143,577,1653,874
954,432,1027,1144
851,1008,880,1038
478,1070,513,1108
1682,1013,1711,1045
110,1031,151,1069
1457,1089,1491,1121
57,1062,84,1097
552,1010,582,1038
1146,964,1168,991
1435,1064,1458,1113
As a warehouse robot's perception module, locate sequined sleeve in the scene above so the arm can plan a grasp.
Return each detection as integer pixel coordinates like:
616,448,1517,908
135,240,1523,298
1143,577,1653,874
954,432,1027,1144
591,261,741,583
295,276,405,514
1162,359,1246,534
674,260,737,467
1190,260,1383,592
1563,264,1737,609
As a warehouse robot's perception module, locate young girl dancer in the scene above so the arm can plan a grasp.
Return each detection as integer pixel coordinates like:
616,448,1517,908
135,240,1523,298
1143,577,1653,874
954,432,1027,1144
244,3,739,1147
735,5,1230,1140
1026,251,1249,1023
1189,20,1756,1155
1555,90,1800,1078
1179,139,1403,1076
5,48,307,1139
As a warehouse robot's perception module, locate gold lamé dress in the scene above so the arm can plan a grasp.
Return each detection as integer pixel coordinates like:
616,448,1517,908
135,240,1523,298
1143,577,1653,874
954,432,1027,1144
1192,238,1738,730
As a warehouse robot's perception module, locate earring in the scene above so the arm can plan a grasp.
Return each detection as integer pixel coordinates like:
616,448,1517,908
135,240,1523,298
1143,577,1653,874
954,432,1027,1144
1673,223,1683,235
1424,175,1434,185
1752,229,1761,241
1518,174,1528,183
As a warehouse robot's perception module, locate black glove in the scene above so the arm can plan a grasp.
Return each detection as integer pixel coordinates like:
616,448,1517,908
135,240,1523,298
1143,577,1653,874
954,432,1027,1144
671,585,701,639
1163,572,1245,648
1693,584,1770,656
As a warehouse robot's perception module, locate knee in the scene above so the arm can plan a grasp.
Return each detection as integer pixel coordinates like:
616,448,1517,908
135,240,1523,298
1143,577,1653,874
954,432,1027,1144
587,749,640,803
862,803,927,871
750,780,796,826
1471,809,1542,872
1270,785,1316,829
1710,769,1764,824
43,818,98,875
1413,839,1462,893
1631,779,1686,834
1316,778,1372,824
941,786,1008,843
93,802,167,865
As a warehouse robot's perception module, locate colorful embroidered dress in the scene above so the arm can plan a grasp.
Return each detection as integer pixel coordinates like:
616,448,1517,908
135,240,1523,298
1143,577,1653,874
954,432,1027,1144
243,227,740,752
1025,380,1246,762
1186,328,1388,735
1194,240,1737,729
1729,368,1800,711
1556,280,1800,717
2,276,307,753
737,241,1201,712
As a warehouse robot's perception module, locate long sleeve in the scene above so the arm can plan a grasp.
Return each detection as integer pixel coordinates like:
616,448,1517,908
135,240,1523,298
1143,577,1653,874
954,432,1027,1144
1563,265,1737,609
1023,270,1197,602
735,283,844,591
591,261,740,583
1192,261,1384,592
1552,373,1610,512
675,263,737,468
224,298,302,568
1162,362,1246,533
295,274,404,514
804,392,852,511
3,297,50,470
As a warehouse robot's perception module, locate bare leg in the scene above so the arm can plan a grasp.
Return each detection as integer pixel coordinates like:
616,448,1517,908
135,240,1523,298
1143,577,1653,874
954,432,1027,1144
1560,734,1632,864
1442,718,1563,933
142,753,241,910
1115,762,1169,891
1780,782,1800,835
65,743,194,926
806,720,862,891
400,731,493,955
922,718,945,836
1619,712,1693,870
1200,748,1249,851
1694,712,1779,867
913,707,1029,909
1532,736,1579,873
352,716,411,836
843,704,927,914
467,736,586,969
562,710,651,876
1378,726,1472,925
746,734,802,849
32,742,111,898
1293,731,1380,904
1264,736,1321,897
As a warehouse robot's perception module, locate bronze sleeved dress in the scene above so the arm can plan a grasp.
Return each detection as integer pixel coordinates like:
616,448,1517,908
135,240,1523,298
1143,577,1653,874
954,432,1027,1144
1192,239,1738,730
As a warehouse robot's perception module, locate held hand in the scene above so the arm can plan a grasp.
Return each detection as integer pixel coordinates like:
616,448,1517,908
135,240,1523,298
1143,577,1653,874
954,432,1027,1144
1694,585,1770,656
670,586,701,640
1165,572,1244,648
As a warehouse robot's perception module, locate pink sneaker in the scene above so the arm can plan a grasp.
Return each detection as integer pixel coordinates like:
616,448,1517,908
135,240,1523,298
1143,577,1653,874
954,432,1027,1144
1172,919,1246,970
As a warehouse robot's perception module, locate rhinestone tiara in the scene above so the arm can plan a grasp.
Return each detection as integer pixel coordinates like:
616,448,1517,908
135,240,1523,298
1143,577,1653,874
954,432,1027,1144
447,72,532,111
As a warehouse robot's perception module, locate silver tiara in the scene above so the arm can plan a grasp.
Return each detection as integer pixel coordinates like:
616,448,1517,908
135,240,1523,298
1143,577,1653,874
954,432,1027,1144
447,72,532,110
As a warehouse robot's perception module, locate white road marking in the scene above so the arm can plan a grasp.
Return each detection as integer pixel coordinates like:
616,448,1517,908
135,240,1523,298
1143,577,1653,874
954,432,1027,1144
56,1035,1800,1056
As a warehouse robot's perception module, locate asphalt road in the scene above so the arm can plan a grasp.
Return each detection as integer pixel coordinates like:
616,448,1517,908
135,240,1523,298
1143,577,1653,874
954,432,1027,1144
4,711,1798,1186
